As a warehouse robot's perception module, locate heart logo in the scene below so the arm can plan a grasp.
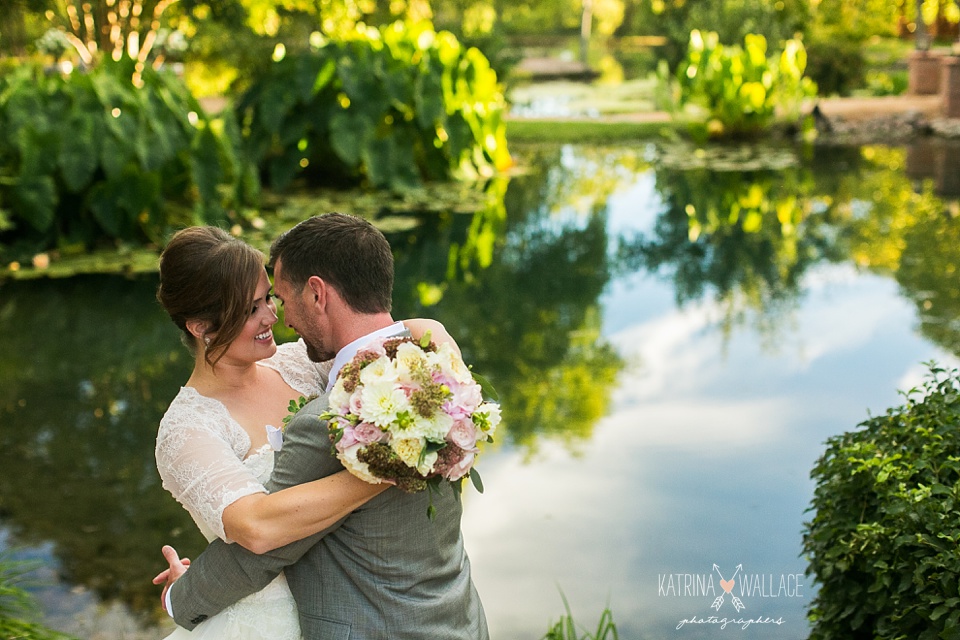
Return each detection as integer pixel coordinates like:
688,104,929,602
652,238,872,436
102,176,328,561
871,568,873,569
720,578,735,593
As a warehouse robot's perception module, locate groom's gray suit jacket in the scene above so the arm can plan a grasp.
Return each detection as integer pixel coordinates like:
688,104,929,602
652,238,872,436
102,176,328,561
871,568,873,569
169,391,489,639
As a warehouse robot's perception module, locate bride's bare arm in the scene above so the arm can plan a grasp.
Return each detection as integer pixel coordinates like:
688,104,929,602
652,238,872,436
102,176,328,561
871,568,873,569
403,318,461,356
223,472,387,554
222,318,458,554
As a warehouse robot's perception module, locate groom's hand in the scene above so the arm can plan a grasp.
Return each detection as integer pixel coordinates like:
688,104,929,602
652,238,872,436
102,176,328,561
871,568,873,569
152,545,190,611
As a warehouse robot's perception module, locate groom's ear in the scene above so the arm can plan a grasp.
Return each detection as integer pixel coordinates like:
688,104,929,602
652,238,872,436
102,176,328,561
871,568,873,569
305,276,326,308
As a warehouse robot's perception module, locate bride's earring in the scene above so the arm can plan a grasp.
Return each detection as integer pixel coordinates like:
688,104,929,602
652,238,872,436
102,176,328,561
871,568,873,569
203,335,211,347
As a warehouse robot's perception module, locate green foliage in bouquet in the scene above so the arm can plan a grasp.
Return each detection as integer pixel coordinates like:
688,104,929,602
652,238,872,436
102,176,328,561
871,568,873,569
658,30,816,139
236,21,511,191
803,364,960,639
0,59,251,257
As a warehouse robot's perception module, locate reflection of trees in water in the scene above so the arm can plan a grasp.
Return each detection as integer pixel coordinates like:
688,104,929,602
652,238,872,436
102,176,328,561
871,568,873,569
0,276,205,622
2,141,957,626
0,162,627,622
822,145,960,359
833,145,960,358
898,208,960,357
392,148,625,451
614,143,960,356
617,152,836,346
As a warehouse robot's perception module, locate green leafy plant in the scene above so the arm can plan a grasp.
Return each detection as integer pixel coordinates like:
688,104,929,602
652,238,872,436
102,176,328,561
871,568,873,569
0,58,251,258
282,394,315,428
804,364,960,639
658,30,817,139
236,21,511,191
804,35,866,97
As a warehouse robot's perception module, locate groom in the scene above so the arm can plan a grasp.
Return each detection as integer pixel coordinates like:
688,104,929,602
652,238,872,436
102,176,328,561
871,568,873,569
157,213,489,639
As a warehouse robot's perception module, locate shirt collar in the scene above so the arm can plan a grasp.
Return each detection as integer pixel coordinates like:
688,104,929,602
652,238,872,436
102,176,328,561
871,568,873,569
325,321,406,392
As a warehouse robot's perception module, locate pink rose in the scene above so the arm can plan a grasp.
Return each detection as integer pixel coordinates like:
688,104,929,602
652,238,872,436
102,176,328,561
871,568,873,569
349,391,363,416
441,449,475,481
358,338,387,358
354,422,387,445
443,380,483,419
448,418,478,450
337,424,359,451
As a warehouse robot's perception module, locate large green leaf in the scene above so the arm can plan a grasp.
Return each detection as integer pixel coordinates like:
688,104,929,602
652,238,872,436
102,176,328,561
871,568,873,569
291,55,325,102
257,77,300,135
99,133,133,182
330,111,373,168
361,135,395,188
86,181,123,238
312,57,337,97
58,114,100,193
140,94,185,170
267,146,305,191
12,175,57,232
87,168,161,238
414,63,445,128
190,126,224,205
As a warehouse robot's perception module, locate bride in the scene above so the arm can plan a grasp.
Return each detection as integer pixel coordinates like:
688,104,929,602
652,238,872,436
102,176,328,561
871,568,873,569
153,226,455,639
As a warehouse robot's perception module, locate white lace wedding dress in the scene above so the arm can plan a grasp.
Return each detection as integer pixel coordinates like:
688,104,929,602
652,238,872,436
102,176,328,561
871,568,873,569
155,340,331,640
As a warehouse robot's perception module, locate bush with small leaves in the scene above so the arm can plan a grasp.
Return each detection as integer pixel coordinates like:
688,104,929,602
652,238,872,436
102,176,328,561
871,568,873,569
804,364,960,639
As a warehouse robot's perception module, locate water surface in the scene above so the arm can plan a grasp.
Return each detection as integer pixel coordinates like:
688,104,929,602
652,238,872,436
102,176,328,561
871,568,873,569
2,140,959,639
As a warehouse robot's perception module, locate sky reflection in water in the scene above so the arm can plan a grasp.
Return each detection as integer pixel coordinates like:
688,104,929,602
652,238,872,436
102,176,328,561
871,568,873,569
462,160,960,639
2,142,960,639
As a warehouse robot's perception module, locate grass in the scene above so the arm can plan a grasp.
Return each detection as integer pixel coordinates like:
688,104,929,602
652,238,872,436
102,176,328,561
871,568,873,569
508,77,660,117
506,118,675,143
0,554,78,640
542,591,620,640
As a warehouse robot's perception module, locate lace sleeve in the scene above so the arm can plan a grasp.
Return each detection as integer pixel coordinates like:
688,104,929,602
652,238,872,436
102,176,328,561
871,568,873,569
264,339,333,396
155,394,266,542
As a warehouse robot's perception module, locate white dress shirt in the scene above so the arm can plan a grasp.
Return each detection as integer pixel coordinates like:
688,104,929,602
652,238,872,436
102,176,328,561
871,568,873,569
325,321,406,393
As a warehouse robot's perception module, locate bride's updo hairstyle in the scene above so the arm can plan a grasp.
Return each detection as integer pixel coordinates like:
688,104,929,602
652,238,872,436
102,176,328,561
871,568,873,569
157,226,264,365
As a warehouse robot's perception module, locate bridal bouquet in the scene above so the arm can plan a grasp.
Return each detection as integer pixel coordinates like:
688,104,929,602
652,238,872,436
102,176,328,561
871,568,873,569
320,334,499,501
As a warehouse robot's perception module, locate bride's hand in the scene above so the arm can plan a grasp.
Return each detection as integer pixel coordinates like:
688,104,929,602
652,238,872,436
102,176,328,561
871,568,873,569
152,545,191,611
403,318,461,357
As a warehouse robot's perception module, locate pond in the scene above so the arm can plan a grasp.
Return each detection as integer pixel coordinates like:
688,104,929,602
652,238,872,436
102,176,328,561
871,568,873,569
2,138,960,639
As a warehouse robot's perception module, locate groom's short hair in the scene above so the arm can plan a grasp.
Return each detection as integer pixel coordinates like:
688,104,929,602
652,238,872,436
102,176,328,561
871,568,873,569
269,213,393,314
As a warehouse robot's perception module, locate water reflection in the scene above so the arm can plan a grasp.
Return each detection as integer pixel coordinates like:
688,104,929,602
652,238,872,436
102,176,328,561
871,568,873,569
0,277,205,626
905,138,960,198
1,139,959,638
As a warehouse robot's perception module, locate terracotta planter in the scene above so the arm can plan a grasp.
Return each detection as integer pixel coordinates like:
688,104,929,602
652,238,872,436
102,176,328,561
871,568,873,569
941,56,960,118
909,50,942,95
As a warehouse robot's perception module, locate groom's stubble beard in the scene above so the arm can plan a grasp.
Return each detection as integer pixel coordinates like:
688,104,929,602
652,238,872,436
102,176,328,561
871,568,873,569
305,338,335,363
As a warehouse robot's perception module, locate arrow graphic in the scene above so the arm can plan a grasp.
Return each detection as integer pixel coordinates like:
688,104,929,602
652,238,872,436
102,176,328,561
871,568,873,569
711,564,745,612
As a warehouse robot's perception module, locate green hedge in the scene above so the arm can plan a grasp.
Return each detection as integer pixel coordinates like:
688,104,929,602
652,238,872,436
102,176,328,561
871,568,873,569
804,365,960,639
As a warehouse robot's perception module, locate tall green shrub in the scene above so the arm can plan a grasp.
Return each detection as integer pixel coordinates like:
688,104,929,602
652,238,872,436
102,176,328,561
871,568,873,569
659,30,816,139
804,365,960,639
618,0,810,69
237,21,511,191
804,35,867,97
0,59,249,256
